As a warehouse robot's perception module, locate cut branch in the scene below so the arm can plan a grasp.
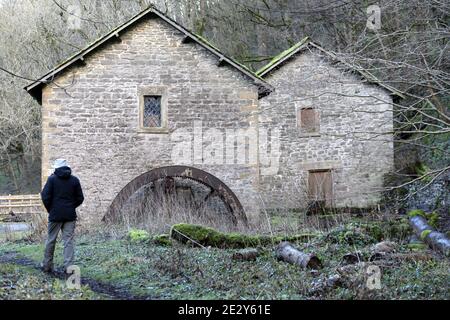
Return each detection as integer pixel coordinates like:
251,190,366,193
409,216,450,256
275,242,322,269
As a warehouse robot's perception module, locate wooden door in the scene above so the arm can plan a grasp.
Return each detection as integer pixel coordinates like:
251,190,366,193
308,170,333,207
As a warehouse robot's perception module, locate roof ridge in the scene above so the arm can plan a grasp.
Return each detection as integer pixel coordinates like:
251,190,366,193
255,36,404,98
255,36,310,76
25,5,273,102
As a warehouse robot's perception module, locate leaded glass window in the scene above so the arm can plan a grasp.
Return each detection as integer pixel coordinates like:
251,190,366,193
143,96,162,128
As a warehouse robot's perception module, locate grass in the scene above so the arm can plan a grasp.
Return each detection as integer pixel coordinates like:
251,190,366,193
0,263,106,300
0,218,448,300
0,230,32,242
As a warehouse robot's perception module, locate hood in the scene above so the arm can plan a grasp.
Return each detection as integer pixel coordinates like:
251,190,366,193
54,166,72,179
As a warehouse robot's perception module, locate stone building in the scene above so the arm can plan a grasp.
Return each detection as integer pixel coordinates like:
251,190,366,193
25,7,401,226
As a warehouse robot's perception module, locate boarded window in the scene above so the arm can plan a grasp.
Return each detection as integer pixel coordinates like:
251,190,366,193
298,108,319,133
308,170,333,207
143,96,162,128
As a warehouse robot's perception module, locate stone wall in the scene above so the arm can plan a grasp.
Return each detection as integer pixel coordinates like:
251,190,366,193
41,15,394,225
258,50,394,210
41,15,261,224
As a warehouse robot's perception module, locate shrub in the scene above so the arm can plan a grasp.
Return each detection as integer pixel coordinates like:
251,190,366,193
128,228,150,242
420,229,432,241
152,234,172,246
408,209,426,218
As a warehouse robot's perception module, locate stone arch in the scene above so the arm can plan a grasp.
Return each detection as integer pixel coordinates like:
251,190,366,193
103,166,247,225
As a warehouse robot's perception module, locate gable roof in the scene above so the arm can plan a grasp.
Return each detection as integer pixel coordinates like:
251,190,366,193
25,5,273,103
256,37,405,99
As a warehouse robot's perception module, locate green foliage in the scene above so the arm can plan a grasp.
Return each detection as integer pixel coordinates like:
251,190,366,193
406,243,427,251
420,129,450,169
408,209,426,218
408,210,439,228
323,218,412,245
152,234,172,246
415,163,432,182
1,226,449,300
324,223,377,246
128,229,150,242
420,229,432,241
194,18,206,36
374,218,411,241
363,223,384,241
427,211,439,228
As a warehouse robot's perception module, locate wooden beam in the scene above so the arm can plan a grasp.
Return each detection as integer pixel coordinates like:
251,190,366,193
78,56,86,66
217,57,227,67
112,32,122,43
181,35,193,44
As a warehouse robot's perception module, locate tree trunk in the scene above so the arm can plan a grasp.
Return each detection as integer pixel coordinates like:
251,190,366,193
275,242,322,269
409,216,450,256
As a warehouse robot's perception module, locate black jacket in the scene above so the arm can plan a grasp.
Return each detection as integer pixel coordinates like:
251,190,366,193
41,167,84,222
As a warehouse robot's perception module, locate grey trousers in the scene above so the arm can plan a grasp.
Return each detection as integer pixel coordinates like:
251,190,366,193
43,221,76,270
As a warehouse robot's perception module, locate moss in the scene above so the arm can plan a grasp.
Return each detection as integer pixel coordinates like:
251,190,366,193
325,225,377,245
128,229,150,242
415,163,432,182
426,211,439,228
152,234,172,246
170,224,315,249
408,209,426,218
420,229,432,241
408,210,439,228
364,224,384,241
256,37,309,76
406,243,428,251
171,224,220,246
415,162,429,176
383,219,411,240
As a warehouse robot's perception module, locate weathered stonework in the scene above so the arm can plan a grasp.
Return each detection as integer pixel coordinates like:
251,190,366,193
38,14,394,225
259,51,394,209
41,16,261,224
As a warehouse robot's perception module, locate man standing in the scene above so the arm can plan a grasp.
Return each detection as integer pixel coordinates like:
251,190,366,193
41,159,84,273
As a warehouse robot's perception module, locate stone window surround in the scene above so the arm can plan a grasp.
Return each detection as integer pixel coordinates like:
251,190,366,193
138,86,169,133
295,105,321,137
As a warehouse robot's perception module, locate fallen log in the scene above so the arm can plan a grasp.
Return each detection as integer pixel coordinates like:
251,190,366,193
276,242,322,269
341,251,363,265
232,248,259,261
170,223,317,249
409,216,450,256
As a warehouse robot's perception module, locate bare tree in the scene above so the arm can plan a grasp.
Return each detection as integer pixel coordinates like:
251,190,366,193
0,0,448,205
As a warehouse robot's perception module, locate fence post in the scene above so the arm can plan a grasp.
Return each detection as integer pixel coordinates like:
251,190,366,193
8,194,12,213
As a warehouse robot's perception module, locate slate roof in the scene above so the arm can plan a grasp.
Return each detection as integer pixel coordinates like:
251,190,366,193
24,5,273,103
256,37,405,99
25,5,403,103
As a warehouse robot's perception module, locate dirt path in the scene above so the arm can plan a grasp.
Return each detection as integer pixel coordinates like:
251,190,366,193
0,251,152,300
